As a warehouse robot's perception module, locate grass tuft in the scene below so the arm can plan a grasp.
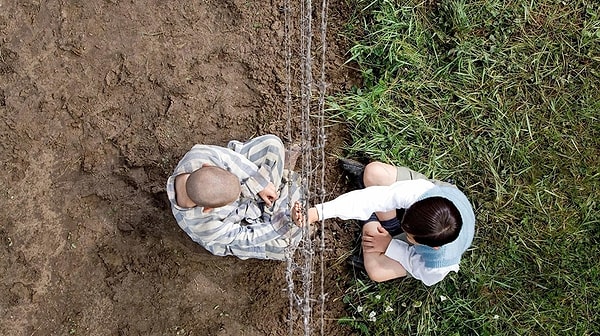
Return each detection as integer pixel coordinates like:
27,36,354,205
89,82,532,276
334,0,600,334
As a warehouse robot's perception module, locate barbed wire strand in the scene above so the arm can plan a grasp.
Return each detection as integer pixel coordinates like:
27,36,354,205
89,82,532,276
300,0,314,334
283,0,329,334
317,0,329,334
283,0,296,334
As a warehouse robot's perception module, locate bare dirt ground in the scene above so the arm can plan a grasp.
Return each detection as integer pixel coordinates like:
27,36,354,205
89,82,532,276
0,0,361,335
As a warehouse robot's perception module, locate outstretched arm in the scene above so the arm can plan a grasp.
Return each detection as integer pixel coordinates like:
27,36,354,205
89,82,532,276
306,207,319,224
312,179,435,222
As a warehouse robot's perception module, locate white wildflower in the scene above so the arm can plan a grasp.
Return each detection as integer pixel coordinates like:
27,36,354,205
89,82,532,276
493,315,500,320
357,306,363,313
385,306,394,312
440,295,447,302
375,295,381,300
368,311,377,322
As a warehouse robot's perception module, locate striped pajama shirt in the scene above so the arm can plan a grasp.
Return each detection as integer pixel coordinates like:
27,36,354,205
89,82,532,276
166,135,303,260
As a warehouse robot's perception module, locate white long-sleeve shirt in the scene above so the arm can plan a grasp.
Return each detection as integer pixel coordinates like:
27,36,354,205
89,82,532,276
315,179,459,286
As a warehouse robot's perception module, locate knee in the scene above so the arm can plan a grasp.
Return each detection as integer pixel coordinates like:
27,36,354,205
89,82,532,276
363,162,392,187
362,220,380,236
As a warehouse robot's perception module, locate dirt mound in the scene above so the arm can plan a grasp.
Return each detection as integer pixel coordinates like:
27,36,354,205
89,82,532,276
1,0,359,335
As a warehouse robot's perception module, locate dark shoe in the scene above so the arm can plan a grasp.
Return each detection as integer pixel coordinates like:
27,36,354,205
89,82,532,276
347,254,365,271
339,158,365,176
339,158,366,189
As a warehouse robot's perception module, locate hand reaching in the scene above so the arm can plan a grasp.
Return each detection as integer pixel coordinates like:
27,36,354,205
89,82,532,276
258,182,279,206
291,202,319,227
291,202,304,227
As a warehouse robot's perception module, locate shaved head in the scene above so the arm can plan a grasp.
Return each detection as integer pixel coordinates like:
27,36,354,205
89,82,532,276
186,166,241,208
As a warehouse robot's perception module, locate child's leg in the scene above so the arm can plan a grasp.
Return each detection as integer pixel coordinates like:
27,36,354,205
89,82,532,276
363,162,399,187
363,161,429,184
362,221,408,282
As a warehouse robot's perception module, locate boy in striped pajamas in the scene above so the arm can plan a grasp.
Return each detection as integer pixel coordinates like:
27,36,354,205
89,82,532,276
166,134,304,260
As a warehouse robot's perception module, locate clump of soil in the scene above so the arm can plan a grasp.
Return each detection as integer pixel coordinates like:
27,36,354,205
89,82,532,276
1,0,361,335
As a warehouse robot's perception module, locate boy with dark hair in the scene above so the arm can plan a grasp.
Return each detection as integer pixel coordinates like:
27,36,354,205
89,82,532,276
306,161,475,286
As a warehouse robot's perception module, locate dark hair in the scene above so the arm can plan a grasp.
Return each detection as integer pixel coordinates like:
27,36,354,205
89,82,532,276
400,197,462,247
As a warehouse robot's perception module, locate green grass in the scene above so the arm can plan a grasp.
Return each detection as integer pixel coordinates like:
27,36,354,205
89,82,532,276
332,0,600,334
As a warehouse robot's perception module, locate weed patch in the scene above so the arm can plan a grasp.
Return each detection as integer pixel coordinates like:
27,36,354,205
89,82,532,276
334,0,600,334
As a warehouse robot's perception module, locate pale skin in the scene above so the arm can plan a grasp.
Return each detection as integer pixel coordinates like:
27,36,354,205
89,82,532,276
361,221,408,281
258,182,279,207
174,164,279,212
175,173,196,208
291,202,305,227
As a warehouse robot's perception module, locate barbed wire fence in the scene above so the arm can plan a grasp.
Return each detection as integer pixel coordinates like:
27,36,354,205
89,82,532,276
283,0,329,334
